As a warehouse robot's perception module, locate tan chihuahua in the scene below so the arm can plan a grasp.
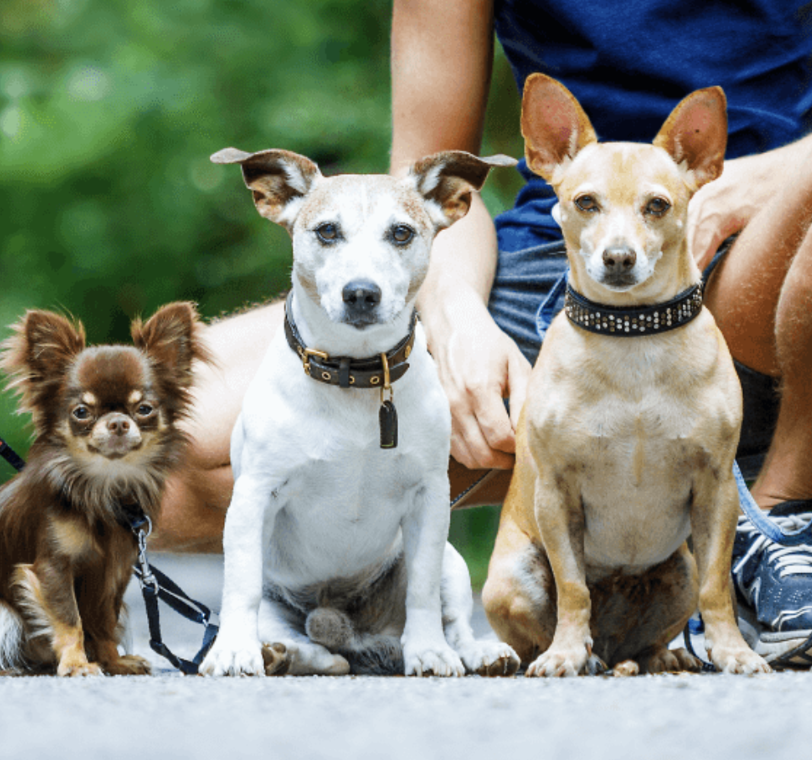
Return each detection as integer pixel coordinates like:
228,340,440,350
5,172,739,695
482,74,770,676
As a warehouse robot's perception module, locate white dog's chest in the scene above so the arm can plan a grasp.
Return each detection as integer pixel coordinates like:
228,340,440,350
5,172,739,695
264,448,424,585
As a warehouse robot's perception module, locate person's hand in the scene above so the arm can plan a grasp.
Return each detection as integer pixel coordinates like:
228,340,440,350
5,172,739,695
423,285,531,469
687,157,765,269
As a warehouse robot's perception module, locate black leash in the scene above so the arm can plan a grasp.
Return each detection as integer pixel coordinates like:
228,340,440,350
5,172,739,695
0,436,218,675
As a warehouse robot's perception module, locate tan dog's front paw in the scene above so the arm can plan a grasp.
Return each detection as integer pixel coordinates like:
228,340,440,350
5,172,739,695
709,645,771,675
526,646,590,677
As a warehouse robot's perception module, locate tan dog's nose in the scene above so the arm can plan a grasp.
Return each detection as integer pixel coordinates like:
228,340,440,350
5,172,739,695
602,246,636,274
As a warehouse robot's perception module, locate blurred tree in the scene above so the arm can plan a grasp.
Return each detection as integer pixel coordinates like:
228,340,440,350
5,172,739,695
0,0,523,580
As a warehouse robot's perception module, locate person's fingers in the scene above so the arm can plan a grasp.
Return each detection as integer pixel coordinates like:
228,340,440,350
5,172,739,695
469,376,516,455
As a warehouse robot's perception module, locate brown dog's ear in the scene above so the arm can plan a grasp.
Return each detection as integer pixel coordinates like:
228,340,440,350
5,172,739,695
409,151,517,229
653,87,727,190
1,310,86,423
131,302,212,394
211,148,322,230
521,73,597,182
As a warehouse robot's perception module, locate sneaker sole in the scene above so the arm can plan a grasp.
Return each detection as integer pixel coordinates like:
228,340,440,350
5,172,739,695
738,604,812,667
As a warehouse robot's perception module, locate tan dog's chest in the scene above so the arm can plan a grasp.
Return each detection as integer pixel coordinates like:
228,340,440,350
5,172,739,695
528,313,741,572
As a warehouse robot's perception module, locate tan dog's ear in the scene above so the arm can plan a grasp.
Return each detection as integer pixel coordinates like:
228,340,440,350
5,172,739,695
521,73,597,181
211,148,322,230
0,310,86,425
409,151,516,229
653,87,727,190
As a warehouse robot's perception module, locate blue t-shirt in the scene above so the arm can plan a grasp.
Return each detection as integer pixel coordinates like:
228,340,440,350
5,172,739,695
494,0,812,252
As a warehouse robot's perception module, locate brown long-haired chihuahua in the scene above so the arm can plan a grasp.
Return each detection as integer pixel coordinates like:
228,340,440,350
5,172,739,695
0,302,210,676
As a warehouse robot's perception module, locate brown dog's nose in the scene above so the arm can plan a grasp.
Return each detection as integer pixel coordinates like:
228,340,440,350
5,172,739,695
107,416,131,436
602,246,637,274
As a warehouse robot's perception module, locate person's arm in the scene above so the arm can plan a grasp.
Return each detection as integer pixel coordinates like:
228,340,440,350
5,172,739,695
391,0,531,470
689,135,812,269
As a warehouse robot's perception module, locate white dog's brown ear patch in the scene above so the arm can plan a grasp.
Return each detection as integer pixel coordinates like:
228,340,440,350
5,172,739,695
653,87,727,191
211,148,322,229
521,73,597,182
409,151,516,229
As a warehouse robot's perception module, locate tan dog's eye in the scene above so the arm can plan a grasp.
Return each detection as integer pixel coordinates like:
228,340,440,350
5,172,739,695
645,198,671,217
574,195,599,213
390,224,415,246
72,405,91,421
136,404,154,417
315,223,340,244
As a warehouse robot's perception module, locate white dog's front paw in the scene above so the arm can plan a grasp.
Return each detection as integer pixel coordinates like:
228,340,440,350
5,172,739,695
457,640,521,677
199,635,265,677
403,639,464,677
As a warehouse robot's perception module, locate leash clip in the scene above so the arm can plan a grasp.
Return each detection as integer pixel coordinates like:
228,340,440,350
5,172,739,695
135,516,159,593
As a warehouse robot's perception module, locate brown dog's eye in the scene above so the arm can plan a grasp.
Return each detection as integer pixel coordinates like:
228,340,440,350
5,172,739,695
136,404,154,417
72,405,91,421
390,224,415,246
315,223,340,244
574,195,599,213
645,197,670,217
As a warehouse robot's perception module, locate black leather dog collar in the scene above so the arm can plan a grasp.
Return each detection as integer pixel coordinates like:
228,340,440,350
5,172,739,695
564,283,703,337
283,291,417,389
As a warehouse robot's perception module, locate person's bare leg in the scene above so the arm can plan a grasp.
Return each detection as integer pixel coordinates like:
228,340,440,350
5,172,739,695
704,155,812,509
151,300,285,551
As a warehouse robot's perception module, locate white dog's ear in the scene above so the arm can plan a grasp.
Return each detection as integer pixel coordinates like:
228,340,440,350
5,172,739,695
210,148,322,229
521,73,597,182
653,87,727,191
408,151,517,229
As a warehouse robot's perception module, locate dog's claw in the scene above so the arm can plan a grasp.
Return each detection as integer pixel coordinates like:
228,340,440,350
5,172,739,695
404,643,465,677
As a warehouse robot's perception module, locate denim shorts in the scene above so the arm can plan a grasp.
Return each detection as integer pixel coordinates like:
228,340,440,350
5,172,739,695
487,239,780,479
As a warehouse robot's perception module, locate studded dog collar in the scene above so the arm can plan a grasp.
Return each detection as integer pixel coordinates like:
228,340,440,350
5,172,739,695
564,283,703,337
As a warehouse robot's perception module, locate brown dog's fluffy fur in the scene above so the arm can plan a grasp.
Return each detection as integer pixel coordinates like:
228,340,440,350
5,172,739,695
0,303,210,675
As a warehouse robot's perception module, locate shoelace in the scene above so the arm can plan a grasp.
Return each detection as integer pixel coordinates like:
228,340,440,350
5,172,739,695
735,514,812,579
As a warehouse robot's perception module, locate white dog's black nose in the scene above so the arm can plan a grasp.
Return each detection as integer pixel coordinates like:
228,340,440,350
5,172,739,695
342,280,382,325
602,246,636,274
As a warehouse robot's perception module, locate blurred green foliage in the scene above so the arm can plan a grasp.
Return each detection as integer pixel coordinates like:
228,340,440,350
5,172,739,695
0,0,523,582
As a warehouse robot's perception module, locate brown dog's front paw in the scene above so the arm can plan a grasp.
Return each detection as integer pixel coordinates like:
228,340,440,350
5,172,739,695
710,646,771,675
58,661,104,678
103,655,152,676
526,646,589,677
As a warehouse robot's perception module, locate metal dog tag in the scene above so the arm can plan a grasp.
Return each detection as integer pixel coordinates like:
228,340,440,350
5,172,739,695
379,400,398,449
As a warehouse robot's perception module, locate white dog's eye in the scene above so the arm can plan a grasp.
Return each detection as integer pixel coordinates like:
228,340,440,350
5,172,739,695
574,195,599,213
645,197,671,217
389,224,415,246
315,223,340,244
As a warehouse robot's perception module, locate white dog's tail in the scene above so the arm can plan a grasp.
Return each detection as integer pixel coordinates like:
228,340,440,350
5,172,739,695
0,600,27,672
305,607,403,675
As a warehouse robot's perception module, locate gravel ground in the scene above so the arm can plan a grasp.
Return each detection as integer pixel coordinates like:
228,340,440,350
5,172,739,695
1,553,809,760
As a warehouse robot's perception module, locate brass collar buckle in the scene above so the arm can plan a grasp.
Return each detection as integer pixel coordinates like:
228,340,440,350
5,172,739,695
301,347,328,376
